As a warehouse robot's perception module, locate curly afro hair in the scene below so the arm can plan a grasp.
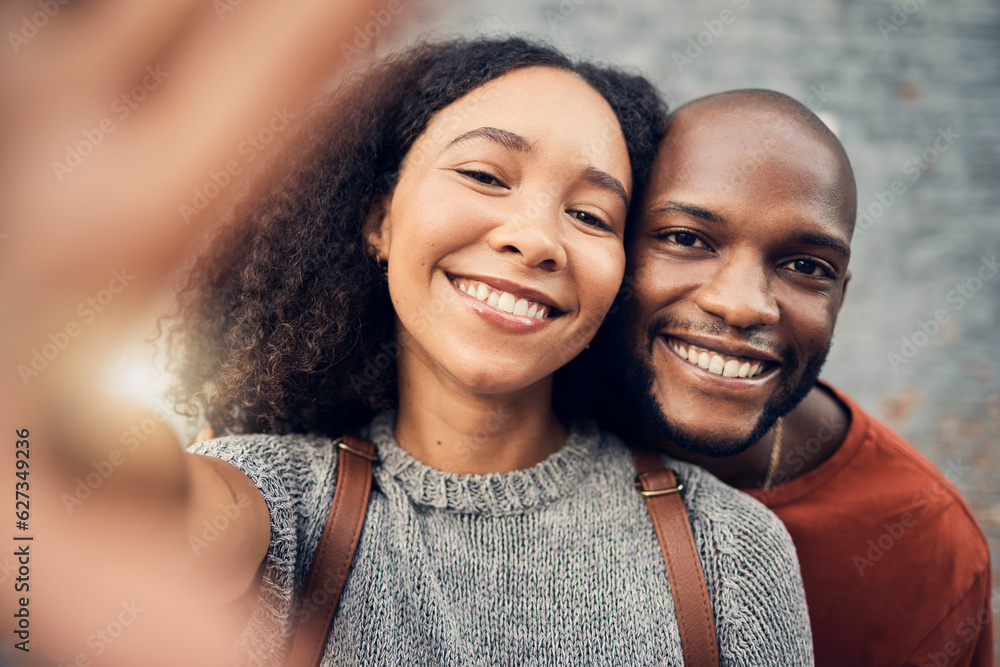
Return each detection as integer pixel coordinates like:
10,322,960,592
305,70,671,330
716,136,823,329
161,36,668,438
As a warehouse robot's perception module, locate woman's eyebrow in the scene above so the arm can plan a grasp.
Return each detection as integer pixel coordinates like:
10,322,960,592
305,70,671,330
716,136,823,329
582,166,629,209
446,126,534,153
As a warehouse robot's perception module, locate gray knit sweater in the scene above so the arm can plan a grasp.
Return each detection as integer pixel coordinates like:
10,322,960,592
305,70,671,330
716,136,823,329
190,412,813,666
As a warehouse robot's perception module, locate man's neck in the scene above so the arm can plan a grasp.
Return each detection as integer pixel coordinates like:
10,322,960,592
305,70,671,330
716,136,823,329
650,384,851,490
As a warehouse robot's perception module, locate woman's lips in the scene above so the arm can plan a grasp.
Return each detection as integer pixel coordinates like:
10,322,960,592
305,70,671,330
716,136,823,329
450,276,552,319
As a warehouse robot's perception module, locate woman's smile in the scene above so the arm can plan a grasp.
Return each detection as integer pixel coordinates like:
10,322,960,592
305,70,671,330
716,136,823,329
448,273,558,334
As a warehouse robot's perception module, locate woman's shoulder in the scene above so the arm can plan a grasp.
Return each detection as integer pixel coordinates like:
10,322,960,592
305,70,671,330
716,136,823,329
187,431,340,523
593,428,800,580
594,430,812,663
666,456,792,541
187,431,345,665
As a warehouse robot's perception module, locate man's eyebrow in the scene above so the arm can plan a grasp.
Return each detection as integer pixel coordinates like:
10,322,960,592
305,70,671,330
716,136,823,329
650,202,852,257
799,233,851,258
649,201,726,225
582,166,629,209
446,127,534,153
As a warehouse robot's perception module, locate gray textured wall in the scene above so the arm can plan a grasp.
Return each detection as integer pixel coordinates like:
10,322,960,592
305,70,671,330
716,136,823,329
394,0,1000,653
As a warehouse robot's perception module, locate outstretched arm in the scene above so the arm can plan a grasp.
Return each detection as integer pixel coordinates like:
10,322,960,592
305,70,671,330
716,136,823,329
0,1,381,664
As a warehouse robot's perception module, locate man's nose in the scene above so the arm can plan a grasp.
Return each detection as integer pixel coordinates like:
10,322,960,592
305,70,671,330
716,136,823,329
694,254,780,329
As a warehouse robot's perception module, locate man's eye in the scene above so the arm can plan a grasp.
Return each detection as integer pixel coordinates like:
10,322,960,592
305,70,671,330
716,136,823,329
782,258,831,278
569,210,612,232
457,169,506,187
665,231,708,248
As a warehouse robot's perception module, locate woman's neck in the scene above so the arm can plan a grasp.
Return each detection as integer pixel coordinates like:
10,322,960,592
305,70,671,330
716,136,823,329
393,354,567,475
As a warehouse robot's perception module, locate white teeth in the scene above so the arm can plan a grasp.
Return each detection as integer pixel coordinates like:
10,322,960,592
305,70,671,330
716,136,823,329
497,292,516,313
669,339,770,380
452,278,550,320
708,355,725,374
697,352,710,369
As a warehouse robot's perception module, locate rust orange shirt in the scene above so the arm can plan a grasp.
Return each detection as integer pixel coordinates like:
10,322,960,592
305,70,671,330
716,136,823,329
746,382,993,666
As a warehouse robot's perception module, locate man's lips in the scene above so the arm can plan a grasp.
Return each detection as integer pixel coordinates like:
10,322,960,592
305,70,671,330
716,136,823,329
661,334,781,379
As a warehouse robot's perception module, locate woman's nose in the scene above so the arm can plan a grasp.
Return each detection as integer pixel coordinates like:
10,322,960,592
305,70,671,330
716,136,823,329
487,202,568,271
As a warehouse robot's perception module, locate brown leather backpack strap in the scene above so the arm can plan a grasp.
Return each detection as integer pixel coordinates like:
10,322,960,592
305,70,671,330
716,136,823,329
284,435,377,667
631,448,720,667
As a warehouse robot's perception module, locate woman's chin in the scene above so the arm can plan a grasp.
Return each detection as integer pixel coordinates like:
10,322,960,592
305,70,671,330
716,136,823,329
443,360,556,399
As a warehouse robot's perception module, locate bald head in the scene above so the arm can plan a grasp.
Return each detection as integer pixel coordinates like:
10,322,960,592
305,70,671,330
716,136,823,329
665,89,857,234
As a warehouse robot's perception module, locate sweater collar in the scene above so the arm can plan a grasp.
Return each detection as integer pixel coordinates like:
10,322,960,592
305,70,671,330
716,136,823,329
366,411,598,516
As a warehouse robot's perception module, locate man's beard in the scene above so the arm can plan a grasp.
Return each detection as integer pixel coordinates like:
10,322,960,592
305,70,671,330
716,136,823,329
618,317,831,458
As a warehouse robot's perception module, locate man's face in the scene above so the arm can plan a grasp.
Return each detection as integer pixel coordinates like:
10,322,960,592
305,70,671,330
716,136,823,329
615,108,853,456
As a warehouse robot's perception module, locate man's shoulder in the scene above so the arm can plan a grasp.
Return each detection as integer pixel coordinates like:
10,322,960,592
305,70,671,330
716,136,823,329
772,381,989,575
821,383,980,523
774,383,993,665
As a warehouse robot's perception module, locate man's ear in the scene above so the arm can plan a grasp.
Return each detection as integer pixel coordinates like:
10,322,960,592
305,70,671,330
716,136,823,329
838,270,852,314
364,196,391,262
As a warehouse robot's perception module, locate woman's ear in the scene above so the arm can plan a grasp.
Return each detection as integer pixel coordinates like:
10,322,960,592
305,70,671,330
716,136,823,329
364,196,391,262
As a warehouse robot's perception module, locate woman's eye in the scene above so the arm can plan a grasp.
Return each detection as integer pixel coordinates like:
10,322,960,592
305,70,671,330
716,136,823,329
457,169,506,188
782,258,832,278
569,210,612,232
665,231,708,248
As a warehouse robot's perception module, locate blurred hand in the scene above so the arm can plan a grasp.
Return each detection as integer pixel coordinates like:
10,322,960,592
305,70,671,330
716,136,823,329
0,1,389,664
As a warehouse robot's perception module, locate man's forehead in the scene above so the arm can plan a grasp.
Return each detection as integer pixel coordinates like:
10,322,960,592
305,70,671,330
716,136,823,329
662,105,828,166
645,103,856,235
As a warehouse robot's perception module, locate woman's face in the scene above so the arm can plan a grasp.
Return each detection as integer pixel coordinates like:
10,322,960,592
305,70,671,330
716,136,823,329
371,65,632,396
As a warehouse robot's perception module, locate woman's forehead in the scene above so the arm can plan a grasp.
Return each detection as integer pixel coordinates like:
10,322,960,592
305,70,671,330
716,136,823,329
413,66,630,174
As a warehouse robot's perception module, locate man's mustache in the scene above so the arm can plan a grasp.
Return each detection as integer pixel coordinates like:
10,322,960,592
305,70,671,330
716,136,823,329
646,314,786,362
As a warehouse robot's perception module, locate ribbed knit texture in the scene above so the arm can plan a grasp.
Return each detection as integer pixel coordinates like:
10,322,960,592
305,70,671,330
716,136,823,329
189,412,813,666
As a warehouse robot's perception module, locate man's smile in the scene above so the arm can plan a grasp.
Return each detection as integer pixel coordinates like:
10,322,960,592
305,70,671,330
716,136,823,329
659,334,781,381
